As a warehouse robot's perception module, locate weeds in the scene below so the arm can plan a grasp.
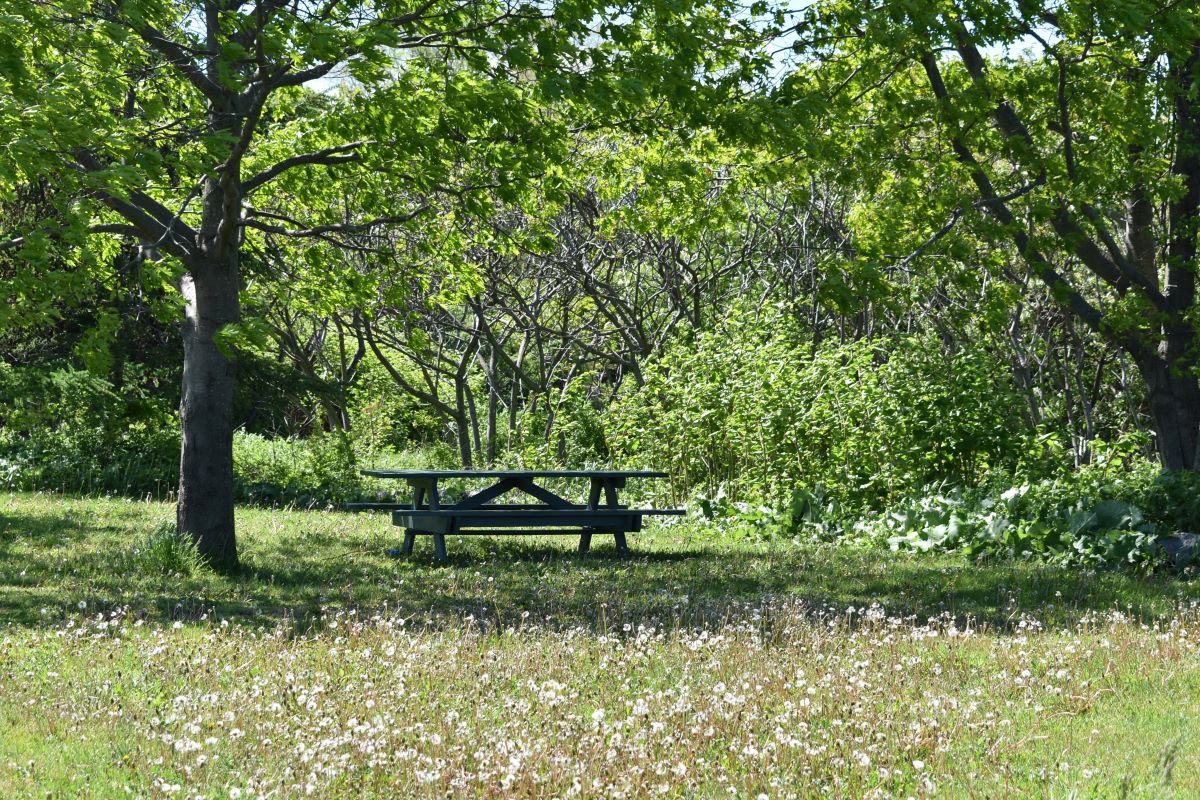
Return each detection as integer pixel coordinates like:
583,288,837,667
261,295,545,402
1,492,1198,797
126,522,208,578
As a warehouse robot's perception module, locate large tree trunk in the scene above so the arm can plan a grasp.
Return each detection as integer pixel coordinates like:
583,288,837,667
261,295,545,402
177,116,243,572
1152,45,1200,472
178,263,241,568
1138,349,1200,472
175,79,247,569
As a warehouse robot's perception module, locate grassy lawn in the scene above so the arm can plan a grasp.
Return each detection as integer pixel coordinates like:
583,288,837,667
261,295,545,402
1,491,1199,798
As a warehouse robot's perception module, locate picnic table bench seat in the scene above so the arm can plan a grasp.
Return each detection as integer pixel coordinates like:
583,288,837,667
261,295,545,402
351,469,683,562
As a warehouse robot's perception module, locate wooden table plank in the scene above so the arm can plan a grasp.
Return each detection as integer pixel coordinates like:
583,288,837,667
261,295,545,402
360,469,668,479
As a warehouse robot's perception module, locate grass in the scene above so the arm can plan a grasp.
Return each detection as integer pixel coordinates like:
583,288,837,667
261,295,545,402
1,490,1199,798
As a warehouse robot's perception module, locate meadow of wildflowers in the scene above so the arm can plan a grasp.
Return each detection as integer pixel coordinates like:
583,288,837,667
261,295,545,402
1,492,1198,798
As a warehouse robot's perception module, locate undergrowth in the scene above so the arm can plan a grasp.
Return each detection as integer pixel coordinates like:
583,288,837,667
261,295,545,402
695,457,1200,572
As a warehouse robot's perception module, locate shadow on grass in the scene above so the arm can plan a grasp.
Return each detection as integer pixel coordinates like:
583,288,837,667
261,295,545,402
1,499,1197,633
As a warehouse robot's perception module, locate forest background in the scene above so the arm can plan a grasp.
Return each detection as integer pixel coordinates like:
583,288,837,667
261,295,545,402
3,0,1200,571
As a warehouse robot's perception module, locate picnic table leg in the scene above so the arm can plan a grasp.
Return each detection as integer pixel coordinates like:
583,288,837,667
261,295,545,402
578,479,604,554
401,484,425,556
429,482,451,563
391,489,424,556
602,478,631,555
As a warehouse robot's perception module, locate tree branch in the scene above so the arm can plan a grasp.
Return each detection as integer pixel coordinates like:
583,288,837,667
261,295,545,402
71,151,201,265
243,205,430,238
135,23,225,103
897,207,962,270
945,27,1169,310
919,51,1122,349
242,142,368,194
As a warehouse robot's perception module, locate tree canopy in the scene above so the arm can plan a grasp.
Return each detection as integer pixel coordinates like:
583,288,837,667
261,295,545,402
776,0,1200,470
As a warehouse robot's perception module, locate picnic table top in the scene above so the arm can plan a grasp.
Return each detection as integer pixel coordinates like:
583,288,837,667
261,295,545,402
360,469,668,480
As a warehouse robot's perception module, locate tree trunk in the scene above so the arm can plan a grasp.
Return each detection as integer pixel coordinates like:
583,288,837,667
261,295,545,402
1139,351,1200,472
455,414,474,468
321,397,350,432
174,79,249,570
177,260,241,569
465,380,483,460
486,379,498,466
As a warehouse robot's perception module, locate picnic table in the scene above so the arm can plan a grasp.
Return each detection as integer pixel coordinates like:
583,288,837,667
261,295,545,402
351,469,684,562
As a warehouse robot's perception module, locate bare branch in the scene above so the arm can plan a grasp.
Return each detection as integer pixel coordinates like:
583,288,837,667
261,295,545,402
897,207,962,270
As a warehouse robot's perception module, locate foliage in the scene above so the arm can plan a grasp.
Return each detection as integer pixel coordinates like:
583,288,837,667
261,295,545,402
232,432,359,509
690,485,847,543
776,0,1200,470
0,364,179,496
607,310,1041,512
866,457,1200,571
346,357,447,451
877,490,1164,571
684,442,1200,571
231,431,454,508
0,362,454,507
125,522,207,578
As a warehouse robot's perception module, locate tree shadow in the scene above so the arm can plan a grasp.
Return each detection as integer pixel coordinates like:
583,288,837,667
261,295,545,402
215,537,1200,634
0,501,1196,634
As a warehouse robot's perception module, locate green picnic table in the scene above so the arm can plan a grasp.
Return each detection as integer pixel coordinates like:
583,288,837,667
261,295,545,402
350,469,684,562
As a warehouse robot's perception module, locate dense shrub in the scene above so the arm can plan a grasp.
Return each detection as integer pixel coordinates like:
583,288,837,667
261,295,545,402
0,365,180,496
606,312,1043,512
232,431,359,507
0,363,452,507
346,357,449,450
231,432,454,507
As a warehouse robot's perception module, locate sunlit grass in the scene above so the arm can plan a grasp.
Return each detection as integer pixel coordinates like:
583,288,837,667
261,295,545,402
1,492,1198,797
